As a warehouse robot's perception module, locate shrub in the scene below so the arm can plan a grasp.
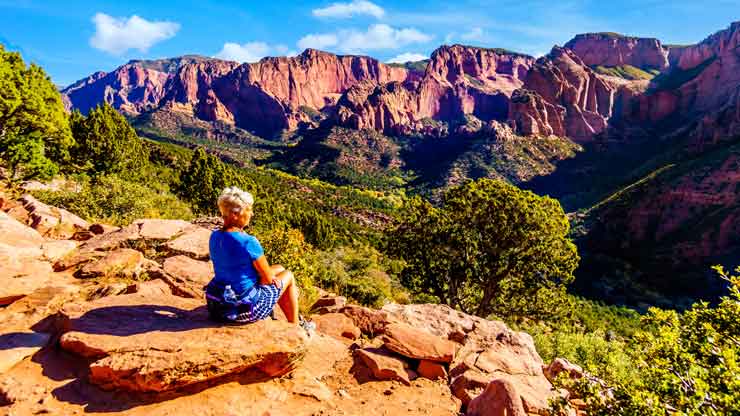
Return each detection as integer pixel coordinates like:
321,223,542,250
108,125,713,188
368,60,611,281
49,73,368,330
33,174,193,225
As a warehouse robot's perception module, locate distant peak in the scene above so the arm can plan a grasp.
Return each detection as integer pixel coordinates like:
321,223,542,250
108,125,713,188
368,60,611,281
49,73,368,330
433,44,532,58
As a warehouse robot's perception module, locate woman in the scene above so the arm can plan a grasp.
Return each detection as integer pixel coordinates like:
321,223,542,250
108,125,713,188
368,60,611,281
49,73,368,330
205,186,299,324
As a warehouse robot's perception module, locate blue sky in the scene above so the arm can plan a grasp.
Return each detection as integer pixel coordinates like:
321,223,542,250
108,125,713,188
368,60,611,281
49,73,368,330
1,0,738,87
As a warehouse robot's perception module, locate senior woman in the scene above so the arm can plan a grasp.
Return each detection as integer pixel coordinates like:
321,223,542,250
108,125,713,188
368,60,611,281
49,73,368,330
205,186,299,324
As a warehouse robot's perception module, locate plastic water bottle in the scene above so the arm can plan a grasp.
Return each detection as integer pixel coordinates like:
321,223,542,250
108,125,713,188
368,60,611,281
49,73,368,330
223,285,238,305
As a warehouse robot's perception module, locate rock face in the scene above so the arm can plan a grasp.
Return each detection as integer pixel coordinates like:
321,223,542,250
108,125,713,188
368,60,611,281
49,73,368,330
467,379,527,416
509,47,645,142
62,50,409,137
59,290,307,392
333,45,535,135
564,33,669,70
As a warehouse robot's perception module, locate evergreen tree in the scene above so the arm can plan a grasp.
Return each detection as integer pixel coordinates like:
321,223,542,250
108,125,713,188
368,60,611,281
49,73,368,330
387,178,579,319
0,45,74,178
178,147,253,214
69,104,148,174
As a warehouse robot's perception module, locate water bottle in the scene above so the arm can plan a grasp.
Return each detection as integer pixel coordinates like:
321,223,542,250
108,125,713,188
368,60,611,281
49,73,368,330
223,285,238,305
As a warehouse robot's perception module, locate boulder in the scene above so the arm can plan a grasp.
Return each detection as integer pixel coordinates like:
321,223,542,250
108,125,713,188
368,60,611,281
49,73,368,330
544,358,585,383
59,291,307,392
339,304,392,336
467,379,527,416
163,226,211,259
160,255,213,298
355,348,413,386
450,369,490,406
133,219,192,241
417,359,447,380
311,296,347,314
312,313,361,341
75,248,147,279
382,323,456,363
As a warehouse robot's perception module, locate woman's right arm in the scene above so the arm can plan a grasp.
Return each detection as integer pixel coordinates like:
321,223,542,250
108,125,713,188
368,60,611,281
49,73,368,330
253,255,276,286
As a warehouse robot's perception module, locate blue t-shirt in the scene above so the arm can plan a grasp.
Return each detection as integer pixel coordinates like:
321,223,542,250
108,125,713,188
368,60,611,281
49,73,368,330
209,230,265,294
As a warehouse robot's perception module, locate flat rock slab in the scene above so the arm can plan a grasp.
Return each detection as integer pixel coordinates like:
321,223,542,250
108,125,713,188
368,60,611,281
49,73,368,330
161,255,213,298
382,322,456,363
59,291,307,392
0,331,51,373
164,226,211,260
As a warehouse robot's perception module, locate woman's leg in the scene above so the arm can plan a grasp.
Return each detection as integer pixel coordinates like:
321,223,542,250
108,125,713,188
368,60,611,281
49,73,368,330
276,269,299,324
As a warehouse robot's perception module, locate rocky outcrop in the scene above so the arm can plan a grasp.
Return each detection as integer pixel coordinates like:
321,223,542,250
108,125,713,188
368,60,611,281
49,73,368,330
510,47,646,142
333,45,535,134
565,32,669,70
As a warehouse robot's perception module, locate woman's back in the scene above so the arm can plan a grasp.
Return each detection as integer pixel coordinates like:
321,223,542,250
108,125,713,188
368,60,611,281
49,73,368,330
209,230,264,294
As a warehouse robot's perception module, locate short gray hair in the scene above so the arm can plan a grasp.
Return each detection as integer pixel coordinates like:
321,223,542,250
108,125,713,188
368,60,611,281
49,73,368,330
217,186,254,217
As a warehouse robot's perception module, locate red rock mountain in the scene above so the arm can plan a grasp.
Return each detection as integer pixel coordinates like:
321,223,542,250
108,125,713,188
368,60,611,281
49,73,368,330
62,22,740,145
62,50,410,137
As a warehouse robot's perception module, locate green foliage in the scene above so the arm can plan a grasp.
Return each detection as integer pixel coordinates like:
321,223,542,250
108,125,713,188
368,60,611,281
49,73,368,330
33,174,193,226
387,178,579,319
177,147,253,214
314,245,402,308
69,104,149,174
592,65,659,80
2,132,58,181
386,59,429,73
572,266,740,415
0,45,73,176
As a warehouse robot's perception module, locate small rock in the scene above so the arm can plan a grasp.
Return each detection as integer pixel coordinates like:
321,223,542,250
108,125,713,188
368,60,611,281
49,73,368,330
339,305,391,337
310,296,346,314
467,378,527,416
417,359,447,380
75,248,145,279
355,347,412,386
544,358,584,383
382,322,456,363
312,313,361,341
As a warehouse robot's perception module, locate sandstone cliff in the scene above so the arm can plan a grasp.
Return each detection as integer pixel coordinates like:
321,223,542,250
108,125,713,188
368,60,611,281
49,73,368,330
564,32,669,70
62,49,410,138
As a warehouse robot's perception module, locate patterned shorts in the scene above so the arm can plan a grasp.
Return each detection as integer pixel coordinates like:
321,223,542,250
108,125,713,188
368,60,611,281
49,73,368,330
233,281,283,323
206,280,284,324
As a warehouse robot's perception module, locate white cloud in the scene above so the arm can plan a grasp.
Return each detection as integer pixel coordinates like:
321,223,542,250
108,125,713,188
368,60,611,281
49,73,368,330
89,13,179,55
297,33,339,50
445,27,486,44
312,1,385,19
387,52,428,63
215,42,298,62
461,27,484,41
215,42,271,62
299,24,432,54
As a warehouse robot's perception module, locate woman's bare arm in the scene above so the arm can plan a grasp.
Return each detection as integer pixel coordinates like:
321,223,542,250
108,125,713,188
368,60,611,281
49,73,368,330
253,256,285,286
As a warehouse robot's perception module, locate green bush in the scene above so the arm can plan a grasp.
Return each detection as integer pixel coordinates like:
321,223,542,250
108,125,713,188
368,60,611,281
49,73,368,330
33,174,193,225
